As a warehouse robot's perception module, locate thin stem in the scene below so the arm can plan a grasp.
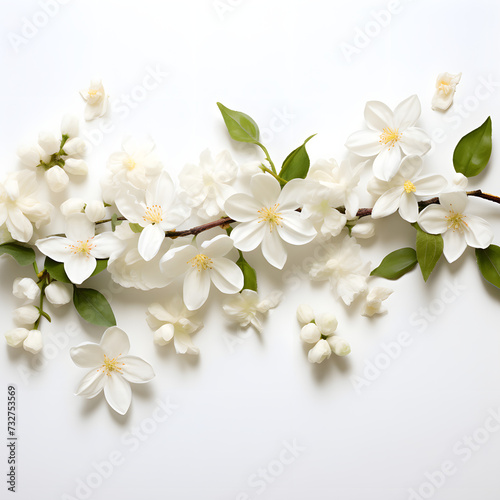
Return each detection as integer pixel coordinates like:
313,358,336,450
34,285,46,330
257,142,277,174
95,216,126,225
260,165,288,184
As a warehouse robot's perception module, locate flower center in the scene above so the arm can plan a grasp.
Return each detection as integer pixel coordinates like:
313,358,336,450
379,128,402,149
88,89,98,97
100,354,124,376
143,205,163,224
403,180,416,193
188,253,213,271
68,239,95,256
258,204,283,231
438,81,452,94
124,157,137,170
446,211,467,231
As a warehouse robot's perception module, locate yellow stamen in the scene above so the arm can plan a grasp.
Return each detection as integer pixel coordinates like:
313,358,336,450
143,205,163,224
88,89,98,97
403,180,416,193
258,203,283,231
438,81,452,94
445,210,467,231
67,239,94,256
188,254,213,272
99,354,124,377
124,157,137,170
379,127,402,149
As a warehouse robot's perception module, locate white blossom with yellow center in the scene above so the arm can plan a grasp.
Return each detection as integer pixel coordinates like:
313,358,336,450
432,72,461,111
79,78,108,121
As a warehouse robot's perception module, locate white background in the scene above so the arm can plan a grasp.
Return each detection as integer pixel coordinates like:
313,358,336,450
1,1,500,499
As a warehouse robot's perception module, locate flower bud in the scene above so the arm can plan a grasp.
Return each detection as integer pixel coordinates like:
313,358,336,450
5,328,29,348
327,336,351,356
61,114,79,138
85,200,106,222
23,330,43,354
17,143,47,168
351,220,375,239
38,131,60,155
45,282,71,306
60,198,85,217
63,137,86,157
307,339,331,364
13,305,40,326
45,166,69,192
300,323,321,344
13,277,40,300
63,158,88,176
153,324,174,346
296,304,315,324
316,312,338,336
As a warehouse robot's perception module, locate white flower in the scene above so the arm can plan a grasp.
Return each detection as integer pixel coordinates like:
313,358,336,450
107,222,173,290
222,289,282,332
13,305,40,326
368,155,448,223
308,339,331,363
160,235,244,311
296,304,315,325
13,277,40,300
45,166,69,192
115,171,189,261
146,295,203,354
345,95,431,181
362,287,393,317
350,219,375,239
179,149,238,220
225,174,316,269
60,198,85,217
300,323,321,343
0,170,52,242
418,192,493,263
432,72,461,111
70,327,155,415
309,235,369,305
23,329,43,354
45,282,72,306
327,337,351,357
5,328,29,348
61,114,79,138
85,200,106,222
80,79,108,121
36,214,121,284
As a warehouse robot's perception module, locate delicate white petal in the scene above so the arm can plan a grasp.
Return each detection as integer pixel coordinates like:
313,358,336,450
277,213,316,245
230,220,266,252
160,244,197,278
398,155,422,179
173,331,199,355
75,369,106,398
6,208,33,242
65,254,96,284
250,174,280,207
153,324,175,346
418,205,449,234
393,95,421,130
225,193,262,222
398,193,419,223
364,100,394,131
210,258,244,294
261,229,287,269
371,187,403,219
100,327,130,358
202,234,234,258
104,373,132,415
439,192,467,213
120,355,155,383
183,268,211,310
138,224,165,262
443,229,467,263
399,128,431,156
372,145,401,181
277,178,306,211
413,175,448,196
464,215,494,249
35,237,73,262
66,213,95,242
70,343,105,367
345,130,382,157
91,232,122,259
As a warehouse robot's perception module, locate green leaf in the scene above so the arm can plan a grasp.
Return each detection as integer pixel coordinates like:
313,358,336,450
73,287,116,327
44,257,71,283
453,116,492,177
414,224,443,282
0,242,36,266
236,253,258,292
91,259,108,277
129,223,143,233
475,245,500,289
371,248,417,280
111,213,122,232
217,102,260,144
279,134,316,183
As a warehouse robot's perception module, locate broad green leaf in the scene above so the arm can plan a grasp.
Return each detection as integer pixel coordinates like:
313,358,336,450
73,287,116,327
453,116,492,177
476,245,500,289
370,248,417,280
44,257,71,283
236,253,257,292
279,134,316,182
217,102,260,144
0,242,36,266
91,259,108,277
415,224,443,282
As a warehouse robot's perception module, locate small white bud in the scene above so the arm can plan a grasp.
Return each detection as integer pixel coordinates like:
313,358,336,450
63,158,88,176
5,328,29,348
327,336,351,357
45,282,72,306
85,200,106,222
351,220,375,239
316,312,338,336
61,114,79,138
300,323,321,344
60,198,85,217
13,305,40,326
17,144,47,168
38,131,60,155
296,304,315,324
13,277,40,300
45,166,69,192
23,330,43,354
63,137,86,158
307,339,331,364
153,324,174,346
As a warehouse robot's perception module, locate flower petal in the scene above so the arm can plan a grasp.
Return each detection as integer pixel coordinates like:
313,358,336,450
210,258,244,294
70,343,104,367
154,171,175,208
439,192,467,213
398,155,422,179
104,373,132,415
6,208,33,242
464,215,494,249
250,174,281,207
65,253,97,284
138,224,165,262
372,146,402,181
202,234,234,258
418,205,449,234
393,95,421,130
230,219,266,252
120,355,155,383
100,327,130,358
345,130,382,157
399,128,431,156
75,369,106,399
277,178,306,211
173,331,199,355
91,232,122,259
443,229,467,263
35,236,73,262
160,244,197,278
261,229,287,269
364,100,394,131
413,175,448,196
66,213,95,241
183,268,211,310
371,187,403,219
225,193,262,222
398,193,419,223
277,213,316,245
